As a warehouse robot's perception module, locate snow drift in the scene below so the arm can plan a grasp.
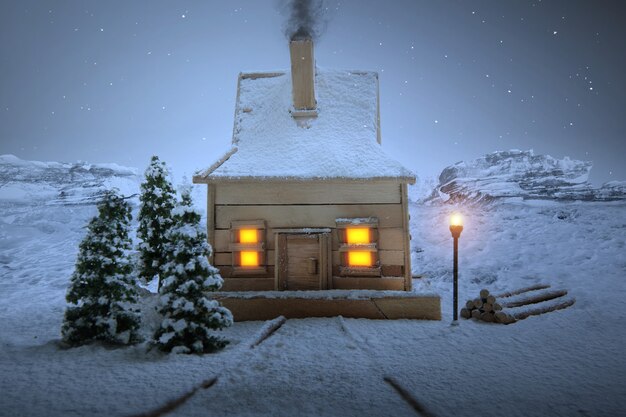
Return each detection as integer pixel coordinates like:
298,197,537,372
1,154,626,416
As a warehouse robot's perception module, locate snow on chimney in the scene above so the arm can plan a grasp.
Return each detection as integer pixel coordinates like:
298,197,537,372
289,38,316,112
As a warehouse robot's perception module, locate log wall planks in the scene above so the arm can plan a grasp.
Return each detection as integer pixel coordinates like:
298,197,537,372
207,181,412,291
206,184,216,264
215,183,401,205
215,204,404,229
215,250,405,270
214,227,406,252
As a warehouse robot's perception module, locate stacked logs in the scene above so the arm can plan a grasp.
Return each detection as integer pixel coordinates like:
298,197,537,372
460,284,575,325
460,289,503,323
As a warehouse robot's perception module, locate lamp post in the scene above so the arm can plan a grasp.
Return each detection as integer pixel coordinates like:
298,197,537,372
449,213,463,322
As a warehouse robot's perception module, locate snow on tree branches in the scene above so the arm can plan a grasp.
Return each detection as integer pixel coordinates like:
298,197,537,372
137,156,176,287
154,188,233,354
61,189,141,346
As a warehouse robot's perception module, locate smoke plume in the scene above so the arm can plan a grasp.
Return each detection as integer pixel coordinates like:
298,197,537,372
281,0,327,40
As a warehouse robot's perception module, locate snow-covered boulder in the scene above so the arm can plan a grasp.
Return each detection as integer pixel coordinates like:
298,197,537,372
434,150,603,203
594,181,626,201
0,154,139,205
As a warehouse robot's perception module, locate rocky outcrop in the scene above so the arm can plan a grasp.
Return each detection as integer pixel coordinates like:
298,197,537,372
433,150,624,203
0,154,139,205
594,181,626,201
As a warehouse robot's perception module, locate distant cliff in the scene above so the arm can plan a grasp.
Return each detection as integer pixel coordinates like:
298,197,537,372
0,154,139,205
430,150,625,203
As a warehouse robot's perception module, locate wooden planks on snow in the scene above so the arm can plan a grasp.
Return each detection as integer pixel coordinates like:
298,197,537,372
501,289,569,309
129,316,287,417
461,284,575,324
492,283,551,298
499,297,576,322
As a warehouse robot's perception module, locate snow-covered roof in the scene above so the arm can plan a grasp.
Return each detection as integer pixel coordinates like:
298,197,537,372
194,69,415,183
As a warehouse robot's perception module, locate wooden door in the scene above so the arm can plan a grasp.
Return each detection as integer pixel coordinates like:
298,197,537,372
276,232,330,290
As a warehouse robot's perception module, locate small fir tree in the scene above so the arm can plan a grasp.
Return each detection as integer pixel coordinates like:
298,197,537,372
62,190,141,346
137,155,176,286
154,188,233,354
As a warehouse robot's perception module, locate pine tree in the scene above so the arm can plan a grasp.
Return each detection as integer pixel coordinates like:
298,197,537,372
137,155,176,286
154,188,233,354
62,190,141,346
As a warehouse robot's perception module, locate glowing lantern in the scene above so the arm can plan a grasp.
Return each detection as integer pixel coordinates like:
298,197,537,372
239,229,257,243
346,228,369,244
450,213,463,227
240,251,259,267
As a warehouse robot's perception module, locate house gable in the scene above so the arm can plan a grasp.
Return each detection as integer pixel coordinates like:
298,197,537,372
193,69,415,184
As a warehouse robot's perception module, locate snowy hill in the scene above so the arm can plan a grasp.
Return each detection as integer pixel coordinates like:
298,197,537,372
431,150,625,203
1,154,625,416
0,154,139,206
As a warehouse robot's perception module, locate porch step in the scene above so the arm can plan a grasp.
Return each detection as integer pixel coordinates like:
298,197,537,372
213,290,441,321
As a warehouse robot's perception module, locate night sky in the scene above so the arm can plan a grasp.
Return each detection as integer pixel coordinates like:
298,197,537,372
1,0,625,185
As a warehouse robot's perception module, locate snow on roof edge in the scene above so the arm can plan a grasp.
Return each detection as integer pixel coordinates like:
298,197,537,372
195,68,416,183
193,174,416,184
192,147,238,183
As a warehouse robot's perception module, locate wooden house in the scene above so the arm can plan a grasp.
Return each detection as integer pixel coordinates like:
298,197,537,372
193,39,418,295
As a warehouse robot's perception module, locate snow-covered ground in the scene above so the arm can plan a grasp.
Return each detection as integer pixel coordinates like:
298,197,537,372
1,155,625,417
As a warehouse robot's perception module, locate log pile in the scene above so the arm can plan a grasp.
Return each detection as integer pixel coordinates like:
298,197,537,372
460,284,575,324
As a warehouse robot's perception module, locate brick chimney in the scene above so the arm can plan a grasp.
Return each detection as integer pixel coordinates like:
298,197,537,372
289,38,316,111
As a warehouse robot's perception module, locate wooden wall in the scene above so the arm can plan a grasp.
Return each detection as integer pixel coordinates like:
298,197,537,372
208,181,412,291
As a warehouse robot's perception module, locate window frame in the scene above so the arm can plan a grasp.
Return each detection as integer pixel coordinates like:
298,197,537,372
335,217,381,277
229,220,267,275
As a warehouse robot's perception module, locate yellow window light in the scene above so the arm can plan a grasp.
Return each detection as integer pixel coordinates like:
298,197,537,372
240,251,259,267
346,228,370,244
348,251,372,267
239,229,258,243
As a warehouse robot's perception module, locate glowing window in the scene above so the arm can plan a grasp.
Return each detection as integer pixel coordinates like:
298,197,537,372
240,251,259,267
348,251,372,267
239,229,258,243
336,217,380,277
230,220,266,274
346,228,369,244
